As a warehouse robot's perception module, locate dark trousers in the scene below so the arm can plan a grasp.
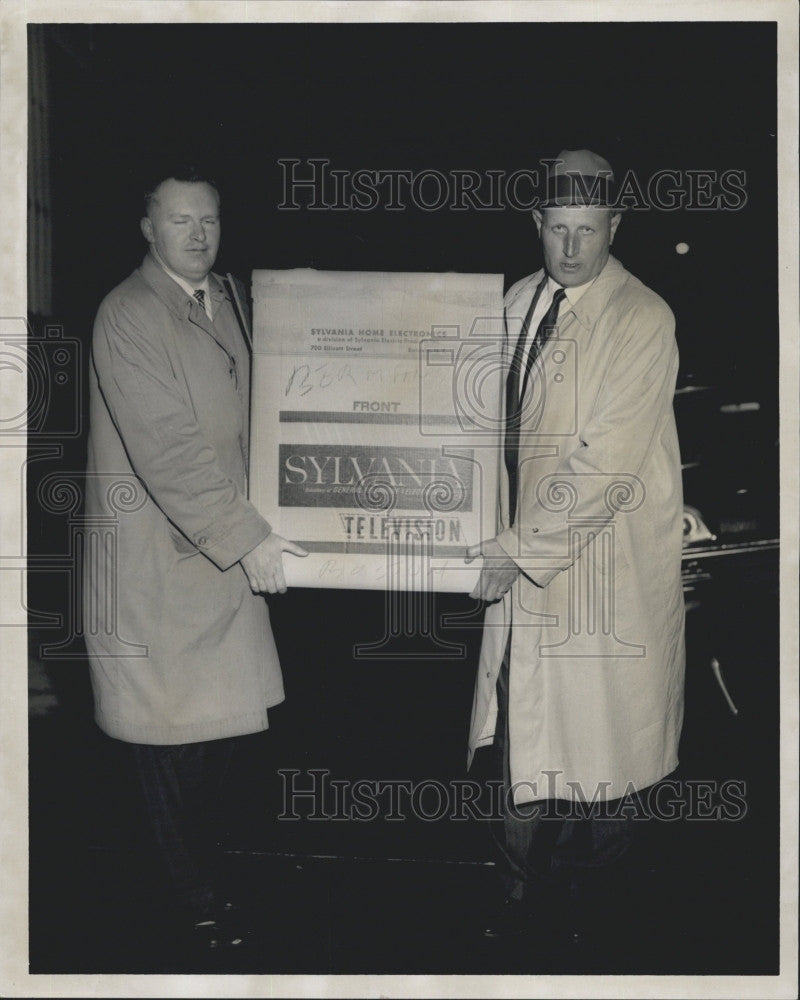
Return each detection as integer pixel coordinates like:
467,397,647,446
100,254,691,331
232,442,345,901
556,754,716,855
490,645,636,902
128,737,237,918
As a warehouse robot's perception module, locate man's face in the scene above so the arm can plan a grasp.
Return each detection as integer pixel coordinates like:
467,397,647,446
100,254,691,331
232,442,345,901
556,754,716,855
140,179,221,283
533,206,621,288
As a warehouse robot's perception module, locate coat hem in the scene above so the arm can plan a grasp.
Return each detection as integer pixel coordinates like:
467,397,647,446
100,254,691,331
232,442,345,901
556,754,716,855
94,706,279,746
508,757,681,806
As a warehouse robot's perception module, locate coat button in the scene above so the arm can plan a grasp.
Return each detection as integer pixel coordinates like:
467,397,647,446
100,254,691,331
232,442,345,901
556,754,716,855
197,536,208,546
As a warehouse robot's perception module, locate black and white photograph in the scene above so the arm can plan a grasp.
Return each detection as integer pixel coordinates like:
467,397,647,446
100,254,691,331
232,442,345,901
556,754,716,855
1,1,797,996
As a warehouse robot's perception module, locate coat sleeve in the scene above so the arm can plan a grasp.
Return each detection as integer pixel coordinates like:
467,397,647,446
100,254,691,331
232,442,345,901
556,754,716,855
496,294,679,588
91,292,271,571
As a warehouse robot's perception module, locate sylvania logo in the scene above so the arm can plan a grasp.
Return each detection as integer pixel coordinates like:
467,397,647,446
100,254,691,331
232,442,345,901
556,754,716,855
278,444,474,511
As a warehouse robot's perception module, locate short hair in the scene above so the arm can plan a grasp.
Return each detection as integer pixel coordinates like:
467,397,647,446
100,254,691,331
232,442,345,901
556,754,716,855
143,165,220,215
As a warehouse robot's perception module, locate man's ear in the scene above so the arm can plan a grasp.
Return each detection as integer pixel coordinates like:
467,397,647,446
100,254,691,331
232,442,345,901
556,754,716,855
140,216,154,244
609,212,622,245
532,209,543,237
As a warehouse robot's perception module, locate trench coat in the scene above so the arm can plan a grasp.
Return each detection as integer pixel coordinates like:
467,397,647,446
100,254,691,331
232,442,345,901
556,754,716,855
84,253,283,745
468,256,685,803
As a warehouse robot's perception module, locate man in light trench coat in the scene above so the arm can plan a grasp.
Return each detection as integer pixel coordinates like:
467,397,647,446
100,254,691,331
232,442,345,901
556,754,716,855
466,149,686,942
84,167,307,952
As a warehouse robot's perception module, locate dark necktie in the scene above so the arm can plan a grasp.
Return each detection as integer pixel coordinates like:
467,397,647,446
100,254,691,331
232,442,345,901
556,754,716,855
193,288,206,312
505,284,567,526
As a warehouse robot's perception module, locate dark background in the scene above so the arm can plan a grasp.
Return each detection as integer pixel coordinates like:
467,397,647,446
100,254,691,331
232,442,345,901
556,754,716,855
46,22,777,391
27,20,780,975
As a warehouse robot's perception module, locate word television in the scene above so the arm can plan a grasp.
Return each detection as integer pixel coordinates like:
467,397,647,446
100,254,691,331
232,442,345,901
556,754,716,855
338,513,463,543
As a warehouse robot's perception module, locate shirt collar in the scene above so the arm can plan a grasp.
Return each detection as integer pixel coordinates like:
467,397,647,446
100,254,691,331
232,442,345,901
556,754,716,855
547,273,596,311
142,250,226,320
535,257,626,330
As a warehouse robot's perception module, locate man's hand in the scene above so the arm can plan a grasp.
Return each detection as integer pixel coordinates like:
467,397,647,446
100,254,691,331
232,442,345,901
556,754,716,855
240,532,309,594
465,537,520,603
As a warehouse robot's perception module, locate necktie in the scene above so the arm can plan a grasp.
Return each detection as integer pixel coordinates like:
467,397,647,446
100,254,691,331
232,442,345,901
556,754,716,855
193,288,206,311
505,284,567,526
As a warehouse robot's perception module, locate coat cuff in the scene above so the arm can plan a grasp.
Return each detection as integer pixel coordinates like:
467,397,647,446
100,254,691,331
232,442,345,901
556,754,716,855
495,527,559,589
192,510,272,571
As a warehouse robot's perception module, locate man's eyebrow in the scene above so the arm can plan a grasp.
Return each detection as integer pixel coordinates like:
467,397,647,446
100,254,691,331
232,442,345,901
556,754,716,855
169,211,219,218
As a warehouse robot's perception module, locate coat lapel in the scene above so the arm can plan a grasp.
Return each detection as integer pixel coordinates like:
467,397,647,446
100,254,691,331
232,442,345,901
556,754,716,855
139,253,236,359
515,257,628,414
